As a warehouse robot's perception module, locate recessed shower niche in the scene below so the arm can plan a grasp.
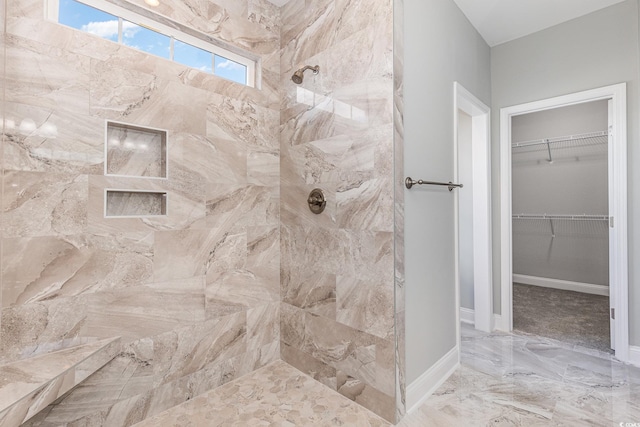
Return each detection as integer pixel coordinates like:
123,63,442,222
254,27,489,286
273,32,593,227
106,121,168,178
105,190,167,217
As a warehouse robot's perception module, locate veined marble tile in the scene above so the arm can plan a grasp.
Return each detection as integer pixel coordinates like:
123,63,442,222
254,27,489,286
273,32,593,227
171,132,247,185
7,0,42,20
280,95,373,149
281,125,392,191
2,233,153,307
336,276,394,340
247,149,279,185
207,93,279,152
248,0,280,33
206,184,279,230
335,230,394,281
206,271,279,320
280,225,338,274
2,171,88,238
25,340,278,427
336,177,394,232
246,303,279,351
5,33,90,114
153,228,225,282
3,101,104,174
281,341,338,389
280,133,352,186
0,296,90,364
150,312,248,386
204,230,247,285
204,227,279,319
91,64,207,136
333,0,393,46
246,225,280,283
280,264,337,318
280,303,395,420
0,337,120,426
280,0,337,69
81,278,206,342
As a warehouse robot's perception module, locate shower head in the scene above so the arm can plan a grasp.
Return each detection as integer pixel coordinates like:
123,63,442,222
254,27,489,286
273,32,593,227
291,65,320,84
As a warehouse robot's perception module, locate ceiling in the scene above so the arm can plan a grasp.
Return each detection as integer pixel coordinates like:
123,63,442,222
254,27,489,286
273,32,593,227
264,0,627,47
452,0,628,46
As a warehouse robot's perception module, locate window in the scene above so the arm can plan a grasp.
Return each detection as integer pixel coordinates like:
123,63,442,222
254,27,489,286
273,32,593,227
50,0,255,87
214,55,248,86
174,40,212,74
58,0,118,42
122,20,170,59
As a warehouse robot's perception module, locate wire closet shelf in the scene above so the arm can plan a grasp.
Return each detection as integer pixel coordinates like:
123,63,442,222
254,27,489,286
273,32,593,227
511,130,608,162
512,214,609,238
512,214,609,221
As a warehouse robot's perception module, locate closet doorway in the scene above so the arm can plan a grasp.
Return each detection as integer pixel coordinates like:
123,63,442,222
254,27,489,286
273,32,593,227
499,84,629,361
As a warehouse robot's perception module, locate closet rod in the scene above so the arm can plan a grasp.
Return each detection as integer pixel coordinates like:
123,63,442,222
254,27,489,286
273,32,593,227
512,214,609,221
511,130,608,149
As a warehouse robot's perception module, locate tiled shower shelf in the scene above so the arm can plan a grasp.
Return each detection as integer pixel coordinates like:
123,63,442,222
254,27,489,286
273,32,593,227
106,121,167,178
0,337,121,426
105,190,167,217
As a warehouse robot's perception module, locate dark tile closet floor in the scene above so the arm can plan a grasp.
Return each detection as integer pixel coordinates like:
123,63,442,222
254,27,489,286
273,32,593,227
513,283,612,353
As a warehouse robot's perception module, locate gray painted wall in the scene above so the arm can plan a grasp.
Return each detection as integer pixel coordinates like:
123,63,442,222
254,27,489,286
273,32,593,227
404,0,490,384
491,0,640,344
458,111,475,309
512,101,609,285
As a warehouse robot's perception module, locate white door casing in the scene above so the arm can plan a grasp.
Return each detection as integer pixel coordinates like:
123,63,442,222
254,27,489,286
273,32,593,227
454,82,493,336
499,83,629,362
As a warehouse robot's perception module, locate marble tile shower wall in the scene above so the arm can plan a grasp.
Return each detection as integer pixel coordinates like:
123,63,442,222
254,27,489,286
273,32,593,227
279,0,398,422
2,0,281,424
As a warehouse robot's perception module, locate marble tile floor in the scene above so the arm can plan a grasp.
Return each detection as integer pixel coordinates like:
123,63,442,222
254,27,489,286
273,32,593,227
406,325,640,426
134,325,640,426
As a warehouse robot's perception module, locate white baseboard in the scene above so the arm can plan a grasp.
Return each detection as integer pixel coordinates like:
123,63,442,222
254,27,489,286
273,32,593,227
513,274,609,296
630,346,640,367
459,308,506,331
406,346,459,414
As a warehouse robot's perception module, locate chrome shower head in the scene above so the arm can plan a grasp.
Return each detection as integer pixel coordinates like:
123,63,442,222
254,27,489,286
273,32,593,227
291,65,319,84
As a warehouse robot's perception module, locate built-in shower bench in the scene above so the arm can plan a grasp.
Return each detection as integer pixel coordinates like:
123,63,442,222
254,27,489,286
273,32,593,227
0,337,121,426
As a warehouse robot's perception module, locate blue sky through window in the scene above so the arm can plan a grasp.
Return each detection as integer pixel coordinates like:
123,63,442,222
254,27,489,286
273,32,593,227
215,55,247,85
122,20,170,59
57,0,252,85
175,40,212,73
59,0,118,42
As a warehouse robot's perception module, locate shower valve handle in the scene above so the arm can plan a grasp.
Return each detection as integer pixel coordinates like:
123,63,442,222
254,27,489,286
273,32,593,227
307,188,326,214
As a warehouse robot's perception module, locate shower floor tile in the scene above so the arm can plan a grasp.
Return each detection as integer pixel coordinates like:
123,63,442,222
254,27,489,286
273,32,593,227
133,359,391,427
134,325,640,426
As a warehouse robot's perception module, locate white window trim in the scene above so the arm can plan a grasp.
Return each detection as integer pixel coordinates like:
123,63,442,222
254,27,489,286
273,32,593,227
45,0,257,87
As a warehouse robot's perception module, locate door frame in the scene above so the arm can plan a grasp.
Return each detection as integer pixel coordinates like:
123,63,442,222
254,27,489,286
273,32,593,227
454,82,493,335
499,83,629,362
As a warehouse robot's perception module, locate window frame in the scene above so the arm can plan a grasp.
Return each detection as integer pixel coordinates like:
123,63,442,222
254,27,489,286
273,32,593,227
46,0,257,87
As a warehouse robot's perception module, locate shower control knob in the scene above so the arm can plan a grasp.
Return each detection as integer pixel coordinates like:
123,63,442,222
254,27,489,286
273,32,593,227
307,188,326,214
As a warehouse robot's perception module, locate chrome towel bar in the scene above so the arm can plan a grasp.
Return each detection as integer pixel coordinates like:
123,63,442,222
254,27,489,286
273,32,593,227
405,177,463,191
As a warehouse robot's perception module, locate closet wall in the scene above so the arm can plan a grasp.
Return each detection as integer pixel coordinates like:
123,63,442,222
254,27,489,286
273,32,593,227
511,100,609,288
